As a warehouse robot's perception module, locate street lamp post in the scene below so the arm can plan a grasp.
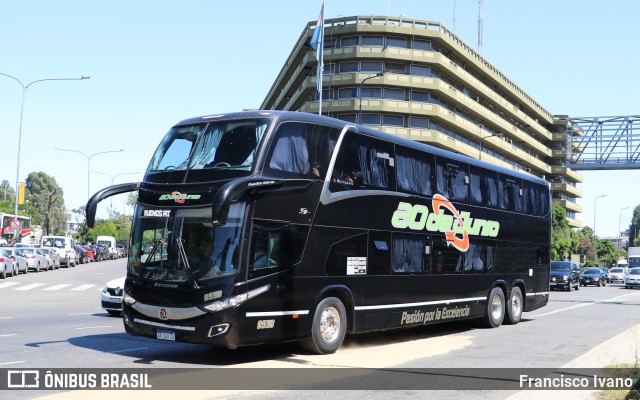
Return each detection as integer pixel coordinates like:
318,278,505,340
358,72,384,124
90,170,139,211
593,194,608,237
619,207,631,250
0,72,90,234
479,132,503,160
54,148,125,203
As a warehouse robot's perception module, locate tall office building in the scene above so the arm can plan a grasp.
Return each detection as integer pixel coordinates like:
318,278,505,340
261,16,582,227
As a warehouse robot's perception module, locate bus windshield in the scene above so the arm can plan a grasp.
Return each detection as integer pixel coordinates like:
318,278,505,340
128,204,246,283
147,119,270,173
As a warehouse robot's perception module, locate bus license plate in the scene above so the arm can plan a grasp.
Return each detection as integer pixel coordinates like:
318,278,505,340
156,330,175,341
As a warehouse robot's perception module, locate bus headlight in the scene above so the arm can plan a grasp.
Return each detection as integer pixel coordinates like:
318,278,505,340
203,284,270,313
123,292,137,306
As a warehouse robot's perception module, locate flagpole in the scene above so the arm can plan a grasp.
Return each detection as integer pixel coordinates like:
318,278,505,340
310,3,325,115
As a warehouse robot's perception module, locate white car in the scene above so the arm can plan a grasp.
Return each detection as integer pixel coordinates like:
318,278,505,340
607,267,627,283
1,249,17,278
15,247,48,273
624,268,640,289
101,277,126,316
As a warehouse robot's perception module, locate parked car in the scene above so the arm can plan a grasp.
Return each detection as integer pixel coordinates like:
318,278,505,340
75,246,88,264
4,248,26,274
39,247,60,270
116,245,127,258
550,260,580,291
96,244,110,261
15,247,48,273
101,277,125,316
608,267,627,283
1,249,17,278
580,267,606,287
81,245,95,262
599,268,610,282
624,268,640,289
89,245,103,262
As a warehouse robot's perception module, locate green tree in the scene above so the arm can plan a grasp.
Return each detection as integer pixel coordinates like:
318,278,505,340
1,180,16,206
552,203,576,260
25,172,66,235
596,239,618,267
629,205,640,247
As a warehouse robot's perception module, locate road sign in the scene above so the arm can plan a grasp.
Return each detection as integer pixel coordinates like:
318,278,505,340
10,218,20,229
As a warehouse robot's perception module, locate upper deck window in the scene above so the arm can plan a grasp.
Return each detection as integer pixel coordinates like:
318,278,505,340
265,122,340,180
146,119,269,179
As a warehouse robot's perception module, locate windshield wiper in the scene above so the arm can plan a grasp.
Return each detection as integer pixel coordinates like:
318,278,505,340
176,238,200,290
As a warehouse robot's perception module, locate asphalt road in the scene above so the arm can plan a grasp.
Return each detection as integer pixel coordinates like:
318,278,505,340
1,260,639,400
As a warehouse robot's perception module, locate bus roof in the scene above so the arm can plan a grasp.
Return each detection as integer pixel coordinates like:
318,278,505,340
174,110,548,186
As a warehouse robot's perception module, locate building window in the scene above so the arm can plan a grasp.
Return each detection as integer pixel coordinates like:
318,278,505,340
385,62,405,74
411,90,430,102
386,36,407,48
341,36,358,47
361,61,384,72
323,37,336,48
413,39,432,51
362,35,384,46
384,88,405,100
339,62,358,73
410,64,430,77
321,89,334,100
337,114,357,123
361,87,382,98
338,87,358,99
323,63,336,75
383,114,404,127
409,116,430,129
361,113,381,125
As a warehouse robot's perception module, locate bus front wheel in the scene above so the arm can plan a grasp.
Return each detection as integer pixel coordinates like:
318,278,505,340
302,297,347,355
481,287,505,328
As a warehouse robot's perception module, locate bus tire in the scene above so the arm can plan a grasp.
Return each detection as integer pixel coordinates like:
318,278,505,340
302,297,347,355
481,287,505,328
504,286,522,325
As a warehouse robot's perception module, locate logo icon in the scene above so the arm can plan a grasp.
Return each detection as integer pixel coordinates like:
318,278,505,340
158,192,202,203
159,308,167,320
7,370,40,388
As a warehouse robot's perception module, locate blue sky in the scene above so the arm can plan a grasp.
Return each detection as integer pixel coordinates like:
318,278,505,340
0,1,638,237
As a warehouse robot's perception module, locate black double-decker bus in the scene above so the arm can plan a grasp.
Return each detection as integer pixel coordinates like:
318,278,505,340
87,110,550,354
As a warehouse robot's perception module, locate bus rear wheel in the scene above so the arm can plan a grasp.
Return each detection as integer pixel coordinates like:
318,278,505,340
504,287,522,325
481,287,505,328
302,297,347,355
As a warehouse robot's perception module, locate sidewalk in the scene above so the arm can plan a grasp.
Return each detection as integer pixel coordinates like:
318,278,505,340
506,323,640,400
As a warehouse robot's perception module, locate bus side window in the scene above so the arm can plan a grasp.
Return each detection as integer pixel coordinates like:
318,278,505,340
469,166,498,208
249,222,308,275
436,159,469,202
499,175,523,212
330,132,395,192
461,240,496,273
431,239,463,274
265,122,339,180
524,181,549,216
391,233,429,274
395,146,434,197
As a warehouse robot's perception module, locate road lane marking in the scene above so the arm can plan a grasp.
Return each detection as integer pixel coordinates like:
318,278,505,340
0,334,18,337
14,283,46,291
68,312,96,316
44,284,73,291
110,347,148,353
0,361,25,366
531,291,640,318
71,284,96,291
0,282,21,289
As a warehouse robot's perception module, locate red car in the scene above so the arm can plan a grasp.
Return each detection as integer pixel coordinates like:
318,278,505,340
81,245,95,262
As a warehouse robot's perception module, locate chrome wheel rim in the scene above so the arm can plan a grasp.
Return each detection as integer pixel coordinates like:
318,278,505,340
491,294,503,320
511,292,522,317
319,306,341,342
